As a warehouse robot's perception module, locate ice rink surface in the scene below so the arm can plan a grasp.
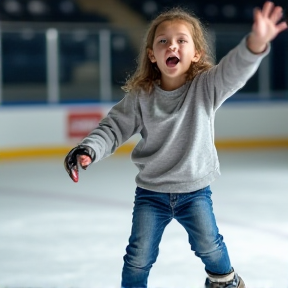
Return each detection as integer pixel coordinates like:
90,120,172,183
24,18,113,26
0,150,288,288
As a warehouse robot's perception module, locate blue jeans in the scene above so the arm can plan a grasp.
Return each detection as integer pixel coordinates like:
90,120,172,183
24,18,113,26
121,186,232,288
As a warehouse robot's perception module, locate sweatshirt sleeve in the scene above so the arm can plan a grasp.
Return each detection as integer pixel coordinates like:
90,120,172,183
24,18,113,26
79,92,142,162
205,34,270,111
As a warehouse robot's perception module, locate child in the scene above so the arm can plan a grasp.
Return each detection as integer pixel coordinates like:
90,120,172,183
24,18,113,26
64,1,287,287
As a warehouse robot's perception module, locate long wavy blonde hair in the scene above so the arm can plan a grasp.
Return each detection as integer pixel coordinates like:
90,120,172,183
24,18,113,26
122,7,215,94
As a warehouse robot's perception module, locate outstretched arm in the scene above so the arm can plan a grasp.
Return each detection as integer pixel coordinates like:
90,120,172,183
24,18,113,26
247,1,287,54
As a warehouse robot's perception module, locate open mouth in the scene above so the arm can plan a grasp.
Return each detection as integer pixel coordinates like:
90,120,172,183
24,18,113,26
166,56,179,67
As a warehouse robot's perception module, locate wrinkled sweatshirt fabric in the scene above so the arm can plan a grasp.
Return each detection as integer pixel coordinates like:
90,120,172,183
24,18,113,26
80,36,269,193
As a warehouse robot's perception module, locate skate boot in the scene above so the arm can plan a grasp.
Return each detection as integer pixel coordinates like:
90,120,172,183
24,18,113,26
204,270,245,288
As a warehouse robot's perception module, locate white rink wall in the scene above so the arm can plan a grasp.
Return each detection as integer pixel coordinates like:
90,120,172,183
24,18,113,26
214,101,288,139
0,101,288,157
0,103,112,149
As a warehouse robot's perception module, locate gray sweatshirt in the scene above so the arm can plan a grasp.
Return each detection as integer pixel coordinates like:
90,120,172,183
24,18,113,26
81,36,269,193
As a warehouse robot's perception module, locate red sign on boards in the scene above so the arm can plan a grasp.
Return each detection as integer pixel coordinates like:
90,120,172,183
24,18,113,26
67,111,103,138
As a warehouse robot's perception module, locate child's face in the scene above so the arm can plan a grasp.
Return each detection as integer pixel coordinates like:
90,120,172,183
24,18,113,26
148,20,200,88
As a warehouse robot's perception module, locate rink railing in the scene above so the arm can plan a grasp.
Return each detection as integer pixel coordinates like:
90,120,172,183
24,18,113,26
0,22,287,105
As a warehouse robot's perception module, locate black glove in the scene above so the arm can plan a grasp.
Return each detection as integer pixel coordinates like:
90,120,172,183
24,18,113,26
64,145,96,183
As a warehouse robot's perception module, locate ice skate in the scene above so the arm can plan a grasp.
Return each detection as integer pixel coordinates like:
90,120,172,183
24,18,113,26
204,271,245,288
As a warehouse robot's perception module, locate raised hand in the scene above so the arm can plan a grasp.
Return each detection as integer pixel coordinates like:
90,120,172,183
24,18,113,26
247,1,288,54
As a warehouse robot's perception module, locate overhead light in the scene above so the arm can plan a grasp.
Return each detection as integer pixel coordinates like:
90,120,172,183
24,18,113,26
27,0,48,15
3,0,22,15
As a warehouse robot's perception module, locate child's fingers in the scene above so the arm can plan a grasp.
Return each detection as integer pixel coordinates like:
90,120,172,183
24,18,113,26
270,6,284,24
252,7,261,26
77,155,92,169
276,21,288,34
261,1,274,18
252,8,263,30
253,7,260,19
